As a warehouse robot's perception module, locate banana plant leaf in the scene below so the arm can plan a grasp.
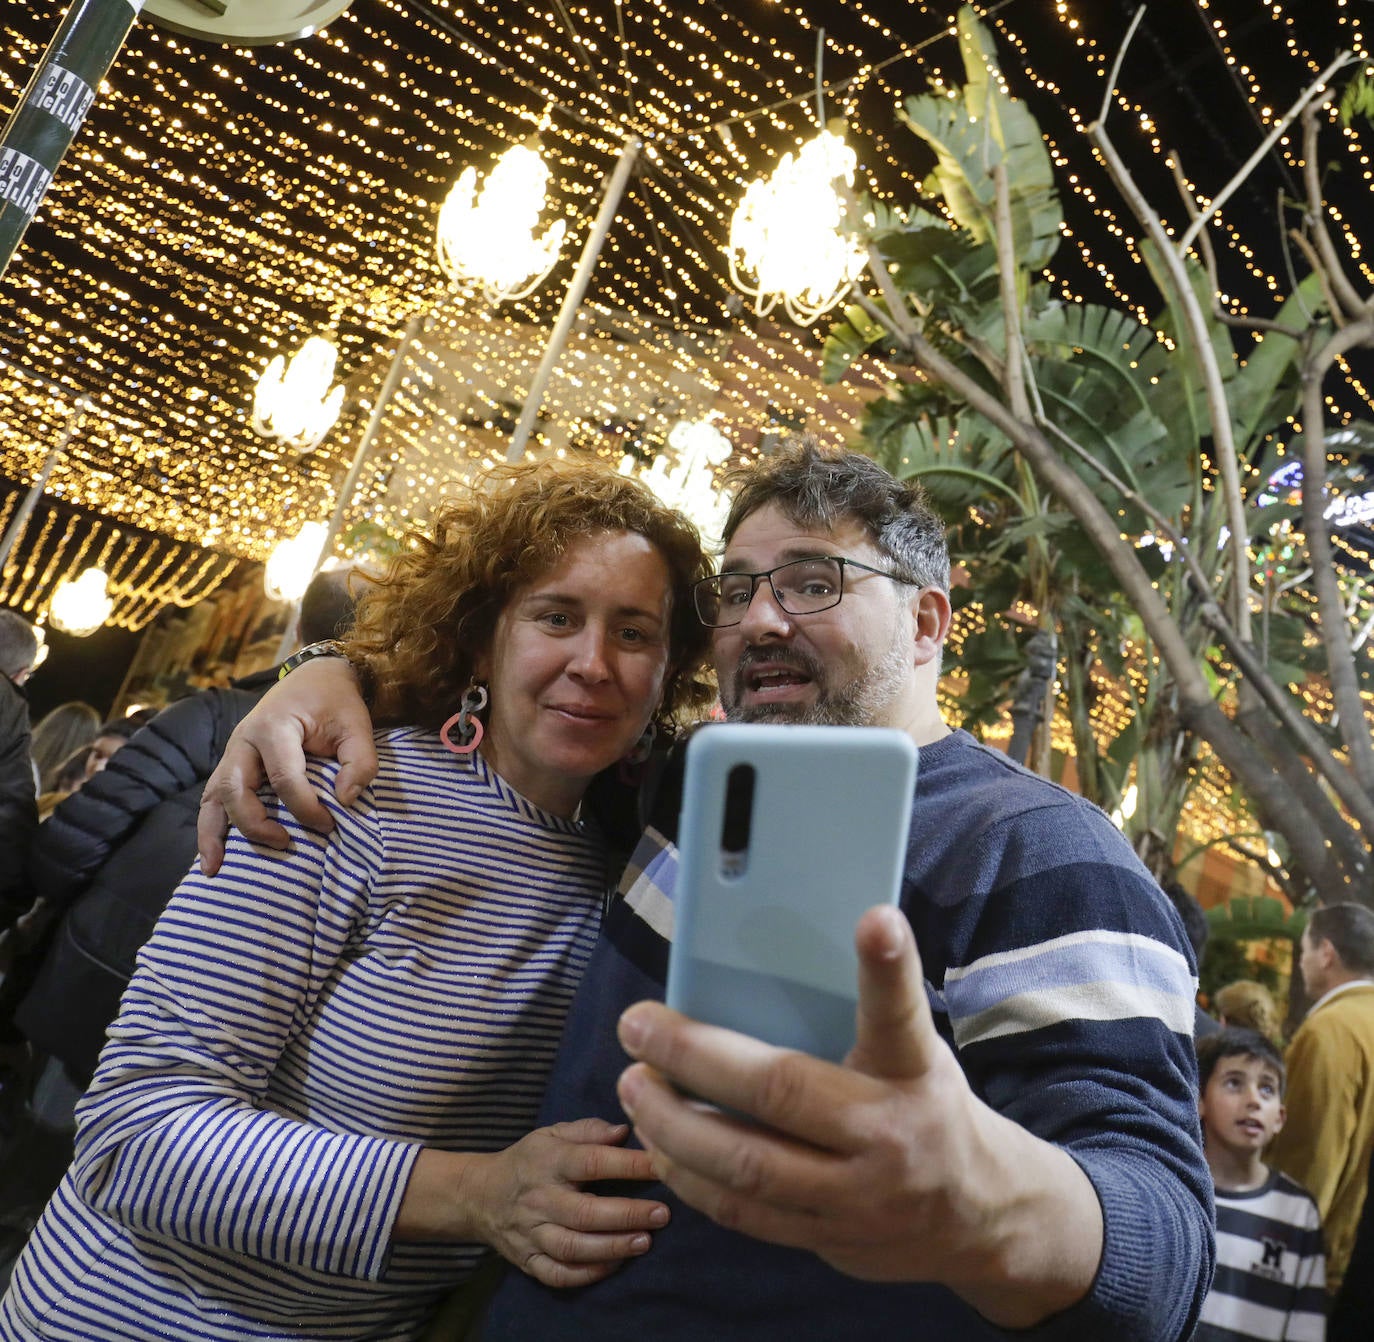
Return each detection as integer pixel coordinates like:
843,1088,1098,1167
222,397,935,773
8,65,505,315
1229,274,1329,451
875,214,1000,304
821,302,891,383
1206,896,1306,942
1022,302,1161,422
900,10,1061,273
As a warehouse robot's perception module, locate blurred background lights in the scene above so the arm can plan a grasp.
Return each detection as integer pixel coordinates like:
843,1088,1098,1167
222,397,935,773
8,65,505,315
262,521,328,602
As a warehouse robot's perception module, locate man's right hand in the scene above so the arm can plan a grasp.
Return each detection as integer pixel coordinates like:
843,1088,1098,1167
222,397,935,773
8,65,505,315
196,656,379,874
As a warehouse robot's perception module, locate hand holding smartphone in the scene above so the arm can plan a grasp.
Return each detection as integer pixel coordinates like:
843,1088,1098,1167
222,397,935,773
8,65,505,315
665,725,918,1064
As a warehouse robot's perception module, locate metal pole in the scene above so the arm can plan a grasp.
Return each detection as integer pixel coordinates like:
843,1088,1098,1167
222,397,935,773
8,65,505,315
507,135,642,462
315,312,426,571
0,0,145,282
271,599,302,665
0,396,91,572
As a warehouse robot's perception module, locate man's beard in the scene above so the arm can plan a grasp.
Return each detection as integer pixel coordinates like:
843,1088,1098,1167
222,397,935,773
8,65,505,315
722,633,909,727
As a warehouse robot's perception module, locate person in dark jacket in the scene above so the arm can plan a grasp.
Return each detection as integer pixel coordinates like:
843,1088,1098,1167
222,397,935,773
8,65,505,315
0,571,357,1271
18,567,360,1081
0,611,39,933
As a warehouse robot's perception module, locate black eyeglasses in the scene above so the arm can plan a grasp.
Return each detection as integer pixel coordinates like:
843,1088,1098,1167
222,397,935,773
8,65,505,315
692,556,911,628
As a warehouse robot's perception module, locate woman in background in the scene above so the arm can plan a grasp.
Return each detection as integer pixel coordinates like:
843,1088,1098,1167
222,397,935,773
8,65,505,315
1,459,712,1341
27,701,99,794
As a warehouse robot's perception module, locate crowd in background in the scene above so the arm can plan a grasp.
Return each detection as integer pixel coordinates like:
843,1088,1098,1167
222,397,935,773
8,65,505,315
1167,883,1374,1341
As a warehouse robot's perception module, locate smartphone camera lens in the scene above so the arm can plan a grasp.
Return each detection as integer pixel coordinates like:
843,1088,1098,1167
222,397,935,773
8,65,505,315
719,763,755,879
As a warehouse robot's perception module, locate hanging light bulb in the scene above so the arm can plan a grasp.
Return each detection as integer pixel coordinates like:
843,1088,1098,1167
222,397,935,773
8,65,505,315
436,137,567,303
252,335,346,453
263,522,328,603
728,123,868,326
48,567,113,636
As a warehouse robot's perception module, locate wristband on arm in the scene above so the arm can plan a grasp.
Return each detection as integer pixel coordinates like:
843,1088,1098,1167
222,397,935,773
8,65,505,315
277,640,348,681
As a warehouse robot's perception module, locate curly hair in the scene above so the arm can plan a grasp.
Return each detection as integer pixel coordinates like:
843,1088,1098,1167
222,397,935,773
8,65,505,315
342,459,714,729
1214,979,1283,1044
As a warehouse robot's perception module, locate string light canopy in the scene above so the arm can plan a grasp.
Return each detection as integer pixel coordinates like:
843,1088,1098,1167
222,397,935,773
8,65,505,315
0,0,1369,664
728,122,868,326
0,1,1367,562
436,137,567,303
251,334,346,452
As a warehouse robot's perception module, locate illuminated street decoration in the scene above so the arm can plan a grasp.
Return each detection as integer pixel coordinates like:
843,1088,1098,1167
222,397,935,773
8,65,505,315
1,4,1366,569
263,522,328,602
48,566,113,636
252,336,346,453
436,140,567,303
1260,459,1374,527
728,125,868,326
624,415,733,547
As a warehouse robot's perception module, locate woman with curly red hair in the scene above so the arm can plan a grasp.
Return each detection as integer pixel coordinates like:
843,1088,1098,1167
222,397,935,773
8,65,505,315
2,460,712,1342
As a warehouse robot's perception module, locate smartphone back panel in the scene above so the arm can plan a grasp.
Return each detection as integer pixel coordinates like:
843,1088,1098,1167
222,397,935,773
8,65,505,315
665,724,917,1063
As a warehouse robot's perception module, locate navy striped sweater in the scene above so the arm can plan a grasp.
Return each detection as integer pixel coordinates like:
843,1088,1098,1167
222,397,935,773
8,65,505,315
482,728,1216,1342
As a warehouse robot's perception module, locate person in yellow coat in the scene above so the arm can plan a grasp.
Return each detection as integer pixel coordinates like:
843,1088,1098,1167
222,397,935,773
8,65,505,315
1268,901,1374,1295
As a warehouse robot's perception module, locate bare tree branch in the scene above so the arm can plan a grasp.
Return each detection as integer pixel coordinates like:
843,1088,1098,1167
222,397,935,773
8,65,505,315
1087,119,1254,637
1172,158,1304,338
1301,98,1371,321
1177,51,1356,256
1300,314,1374,791
1288,226,1347,330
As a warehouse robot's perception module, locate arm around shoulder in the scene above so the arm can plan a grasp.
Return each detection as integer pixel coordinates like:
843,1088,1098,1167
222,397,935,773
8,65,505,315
197,654,379,872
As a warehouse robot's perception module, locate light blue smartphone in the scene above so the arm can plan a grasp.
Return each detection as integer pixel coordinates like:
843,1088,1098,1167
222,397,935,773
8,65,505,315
665,724,918,1064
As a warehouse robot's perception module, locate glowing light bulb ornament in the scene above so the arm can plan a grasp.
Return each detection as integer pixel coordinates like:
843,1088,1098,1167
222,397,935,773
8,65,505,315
252,336,346,453
48,567,113,636
728,123,868,326
436,138,567,303
623,415,733,549
263,522,328,603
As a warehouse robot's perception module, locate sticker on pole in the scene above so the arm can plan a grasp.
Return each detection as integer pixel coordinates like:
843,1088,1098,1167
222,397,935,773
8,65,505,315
142,0,355,46
0,149,53,219
29,65,97,133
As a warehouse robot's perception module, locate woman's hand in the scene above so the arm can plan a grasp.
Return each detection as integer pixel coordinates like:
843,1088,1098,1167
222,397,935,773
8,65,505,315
396,1119,669,1289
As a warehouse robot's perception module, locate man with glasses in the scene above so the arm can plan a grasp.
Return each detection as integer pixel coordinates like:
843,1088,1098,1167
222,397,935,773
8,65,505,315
198,440,1212,1341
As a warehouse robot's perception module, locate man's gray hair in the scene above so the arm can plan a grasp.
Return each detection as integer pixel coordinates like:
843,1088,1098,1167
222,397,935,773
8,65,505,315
0,608,38,681
721,437,950,591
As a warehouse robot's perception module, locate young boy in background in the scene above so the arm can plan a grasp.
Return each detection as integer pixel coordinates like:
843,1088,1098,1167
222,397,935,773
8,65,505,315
1195,1027,1327,1340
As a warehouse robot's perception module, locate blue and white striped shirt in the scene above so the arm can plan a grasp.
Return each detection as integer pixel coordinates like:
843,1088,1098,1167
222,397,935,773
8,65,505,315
1,728,607,1341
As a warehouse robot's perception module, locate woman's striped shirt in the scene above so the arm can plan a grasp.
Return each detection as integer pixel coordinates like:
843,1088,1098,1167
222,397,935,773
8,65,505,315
0,728,608,1341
